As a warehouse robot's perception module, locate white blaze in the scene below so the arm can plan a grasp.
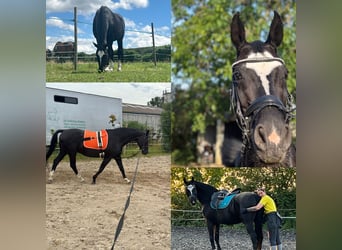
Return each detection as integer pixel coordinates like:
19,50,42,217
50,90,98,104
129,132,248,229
187,184,195,194
245,52,282,95
97,50,105,62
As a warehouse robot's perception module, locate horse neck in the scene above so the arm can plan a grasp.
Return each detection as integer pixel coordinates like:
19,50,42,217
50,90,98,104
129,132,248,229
114,128,143,146
195,182,217,205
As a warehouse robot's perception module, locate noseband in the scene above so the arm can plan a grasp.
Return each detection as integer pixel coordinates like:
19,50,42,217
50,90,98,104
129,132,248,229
230,57,296,152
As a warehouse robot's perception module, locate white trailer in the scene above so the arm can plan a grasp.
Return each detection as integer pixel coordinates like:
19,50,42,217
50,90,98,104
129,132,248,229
46,87,122,145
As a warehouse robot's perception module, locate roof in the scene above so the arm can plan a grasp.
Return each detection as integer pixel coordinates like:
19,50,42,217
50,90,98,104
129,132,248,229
122,103,162,115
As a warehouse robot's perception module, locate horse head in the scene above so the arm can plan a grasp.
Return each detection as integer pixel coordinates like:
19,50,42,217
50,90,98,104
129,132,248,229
230,11,295,166
93,42,110,72
183,177,198,205
137,130,149,155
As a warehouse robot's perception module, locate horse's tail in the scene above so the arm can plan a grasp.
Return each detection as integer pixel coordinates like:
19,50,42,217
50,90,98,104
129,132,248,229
46,130,64,161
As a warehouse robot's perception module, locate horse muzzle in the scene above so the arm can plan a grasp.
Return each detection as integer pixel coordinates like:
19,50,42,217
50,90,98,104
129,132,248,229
189,196,197,205
141,148,148,155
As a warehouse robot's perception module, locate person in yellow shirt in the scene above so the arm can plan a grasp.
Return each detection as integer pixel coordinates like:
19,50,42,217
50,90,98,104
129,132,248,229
243,187,282,250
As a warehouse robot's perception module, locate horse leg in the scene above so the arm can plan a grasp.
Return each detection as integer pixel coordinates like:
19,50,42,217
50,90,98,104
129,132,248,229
68,153,84,182
214,224,221,250
48,150,67,183
107,46,114,71
117,39,123,71
92,157,111,184
206,221,216,249
245,222,259,250
113,156,130,183
254,213,264,250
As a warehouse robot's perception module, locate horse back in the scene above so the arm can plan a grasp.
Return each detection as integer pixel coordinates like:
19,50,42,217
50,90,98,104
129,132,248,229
233,192,260,207
59,129,84,146
93,6,124,43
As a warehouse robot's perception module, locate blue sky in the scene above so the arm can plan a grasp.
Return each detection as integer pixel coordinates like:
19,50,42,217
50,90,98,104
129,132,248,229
46,0,171,54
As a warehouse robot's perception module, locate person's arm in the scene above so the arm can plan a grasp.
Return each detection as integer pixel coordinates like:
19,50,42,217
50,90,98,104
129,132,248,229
242,202,264,213
246,202,264,212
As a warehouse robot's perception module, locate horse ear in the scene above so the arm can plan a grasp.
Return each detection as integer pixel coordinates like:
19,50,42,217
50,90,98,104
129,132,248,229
231,12,246,50
191,176,194,182
145,130,149,136
93,42,98,48
183,178,188,185
266,11,283,47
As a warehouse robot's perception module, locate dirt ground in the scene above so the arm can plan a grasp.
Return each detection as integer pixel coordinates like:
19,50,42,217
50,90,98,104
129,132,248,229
172,227,296,250
46,155,171,250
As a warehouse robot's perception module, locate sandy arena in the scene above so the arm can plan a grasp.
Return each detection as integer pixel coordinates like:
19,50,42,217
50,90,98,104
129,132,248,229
46,155,171,250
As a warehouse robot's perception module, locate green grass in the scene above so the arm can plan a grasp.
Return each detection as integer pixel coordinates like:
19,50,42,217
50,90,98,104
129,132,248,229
46,61,171,82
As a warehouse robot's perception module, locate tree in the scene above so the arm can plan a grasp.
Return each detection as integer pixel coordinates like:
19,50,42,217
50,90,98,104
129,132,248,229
161,102,172,152
172,0,296,163
148,96,164,107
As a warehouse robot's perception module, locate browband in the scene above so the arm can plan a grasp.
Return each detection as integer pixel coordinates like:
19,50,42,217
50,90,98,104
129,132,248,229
232,57,285,68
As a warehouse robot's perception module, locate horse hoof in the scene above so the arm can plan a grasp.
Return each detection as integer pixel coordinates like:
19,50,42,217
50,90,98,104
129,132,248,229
124,178,131,184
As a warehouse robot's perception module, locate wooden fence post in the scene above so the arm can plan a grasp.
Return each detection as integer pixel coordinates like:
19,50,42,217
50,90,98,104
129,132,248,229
151,22,156,66
73,6,78,71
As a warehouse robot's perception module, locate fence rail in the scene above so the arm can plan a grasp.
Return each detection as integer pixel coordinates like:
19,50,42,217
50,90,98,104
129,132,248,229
46,51,171,63
171,209,296,222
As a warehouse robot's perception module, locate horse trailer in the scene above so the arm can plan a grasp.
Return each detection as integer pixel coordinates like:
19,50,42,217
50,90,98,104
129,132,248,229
46,87,122,145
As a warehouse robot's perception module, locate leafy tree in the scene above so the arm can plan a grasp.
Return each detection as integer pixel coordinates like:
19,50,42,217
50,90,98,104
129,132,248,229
148,96,164,107
161,102,172,152
172,0,296,163
123,120,147,131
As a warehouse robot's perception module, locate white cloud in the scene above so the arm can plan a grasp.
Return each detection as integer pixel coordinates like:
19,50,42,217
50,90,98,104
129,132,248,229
46,0,149,15
112,0,149,10
46,17,74,32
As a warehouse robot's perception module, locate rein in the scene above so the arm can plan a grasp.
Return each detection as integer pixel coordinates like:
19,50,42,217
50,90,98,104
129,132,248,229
111,152,141,249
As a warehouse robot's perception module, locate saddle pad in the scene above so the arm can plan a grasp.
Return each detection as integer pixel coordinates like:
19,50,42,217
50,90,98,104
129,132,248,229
210,193,237,210
83,130,108,150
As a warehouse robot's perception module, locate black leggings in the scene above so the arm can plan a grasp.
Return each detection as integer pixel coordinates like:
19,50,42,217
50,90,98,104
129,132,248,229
266,212,281,246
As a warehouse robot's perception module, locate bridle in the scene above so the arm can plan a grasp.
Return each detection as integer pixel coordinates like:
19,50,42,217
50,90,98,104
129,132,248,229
229,57,296,154
142,133,149,151
186,184,197,204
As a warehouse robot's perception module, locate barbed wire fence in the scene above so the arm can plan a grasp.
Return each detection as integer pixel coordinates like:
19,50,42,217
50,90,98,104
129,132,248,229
46,7,171,70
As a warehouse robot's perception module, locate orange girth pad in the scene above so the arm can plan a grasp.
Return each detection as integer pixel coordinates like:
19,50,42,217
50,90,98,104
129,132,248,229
83,130,108,150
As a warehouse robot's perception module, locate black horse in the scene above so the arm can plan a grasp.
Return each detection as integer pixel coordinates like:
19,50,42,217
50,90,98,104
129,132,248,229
184,177,263,250
93,6,125,72
46,128,149,184
223,11,296,167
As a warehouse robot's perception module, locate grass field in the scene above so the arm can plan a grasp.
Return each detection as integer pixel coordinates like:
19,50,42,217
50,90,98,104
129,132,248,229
46,61,171,82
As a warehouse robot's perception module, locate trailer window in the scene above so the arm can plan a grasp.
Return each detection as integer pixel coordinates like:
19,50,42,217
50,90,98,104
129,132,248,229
54,95,78,104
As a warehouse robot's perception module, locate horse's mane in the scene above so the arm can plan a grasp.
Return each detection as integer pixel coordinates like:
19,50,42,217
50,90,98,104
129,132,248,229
194,181,218,192
194,181,218,205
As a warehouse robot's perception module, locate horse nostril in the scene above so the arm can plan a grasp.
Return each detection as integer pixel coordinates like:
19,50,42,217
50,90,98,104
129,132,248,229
254,125,267,151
